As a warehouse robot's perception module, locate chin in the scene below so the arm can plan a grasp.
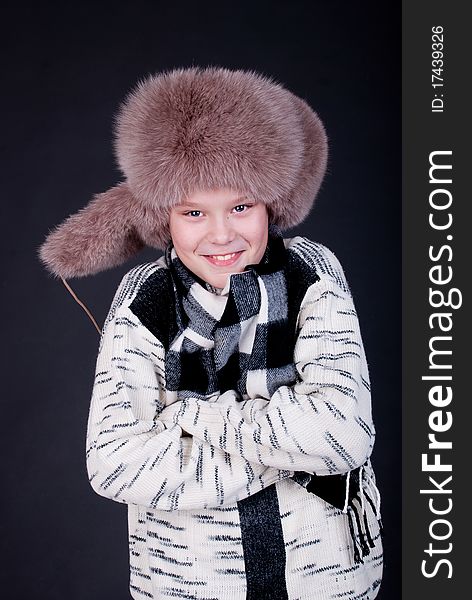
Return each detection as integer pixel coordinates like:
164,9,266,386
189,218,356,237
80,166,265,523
199,265,242,289
206,275,227,289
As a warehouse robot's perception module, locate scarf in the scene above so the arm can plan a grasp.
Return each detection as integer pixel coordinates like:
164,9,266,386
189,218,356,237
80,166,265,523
164,224,296,401
163,224,379,564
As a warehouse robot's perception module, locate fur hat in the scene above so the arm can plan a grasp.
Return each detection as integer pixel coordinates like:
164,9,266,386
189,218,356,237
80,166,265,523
39,66,328,279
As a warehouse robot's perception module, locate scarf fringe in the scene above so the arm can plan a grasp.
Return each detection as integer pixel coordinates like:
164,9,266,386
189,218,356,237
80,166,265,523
342,466,382,564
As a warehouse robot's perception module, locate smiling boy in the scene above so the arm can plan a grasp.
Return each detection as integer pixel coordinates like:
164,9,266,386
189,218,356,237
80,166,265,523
39,67,383,599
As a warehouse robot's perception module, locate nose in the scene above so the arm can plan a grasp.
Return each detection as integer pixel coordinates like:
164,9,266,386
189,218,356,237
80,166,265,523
207,214,236,245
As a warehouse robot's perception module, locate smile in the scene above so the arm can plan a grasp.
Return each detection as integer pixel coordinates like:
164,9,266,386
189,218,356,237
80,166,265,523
203,251,244,266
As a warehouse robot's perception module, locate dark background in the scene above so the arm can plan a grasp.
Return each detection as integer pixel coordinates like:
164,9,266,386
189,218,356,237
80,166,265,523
1,1,400,598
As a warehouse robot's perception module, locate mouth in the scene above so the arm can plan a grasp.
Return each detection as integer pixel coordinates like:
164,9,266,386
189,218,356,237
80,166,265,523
202,250,244,267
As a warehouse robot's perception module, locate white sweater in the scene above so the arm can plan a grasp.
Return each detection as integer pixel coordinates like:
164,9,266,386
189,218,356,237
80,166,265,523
85,237,383,599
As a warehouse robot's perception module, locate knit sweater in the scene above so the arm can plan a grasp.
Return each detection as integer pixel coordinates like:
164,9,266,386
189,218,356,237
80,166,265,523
85,236,383,599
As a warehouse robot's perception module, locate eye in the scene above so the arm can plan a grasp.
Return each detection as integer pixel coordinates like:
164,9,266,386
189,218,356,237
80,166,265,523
233,204,251,213
184,210,202,217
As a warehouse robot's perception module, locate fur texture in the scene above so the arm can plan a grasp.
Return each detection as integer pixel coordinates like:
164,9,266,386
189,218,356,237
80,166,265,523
39,183,144,279
39,67,328,278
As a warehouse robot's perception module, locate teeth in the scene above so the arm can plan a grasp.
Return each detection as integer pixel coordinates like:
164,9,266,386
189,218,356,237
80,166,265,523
210,252,238,261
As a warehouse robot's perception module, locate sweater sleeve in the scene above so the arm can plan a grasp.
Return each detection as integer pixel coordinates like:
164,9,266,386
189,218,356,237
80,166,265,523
163,248,376,476
85,270,294,511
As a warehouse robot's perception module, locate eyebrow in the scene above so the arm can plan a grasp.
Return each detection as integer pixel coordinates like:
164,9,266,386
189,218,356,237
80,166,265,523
178,196,249,209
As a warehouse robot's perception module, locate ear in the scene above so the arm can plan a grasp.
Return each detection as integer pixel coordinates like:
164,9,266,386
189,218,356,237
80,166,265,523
38,182,146,278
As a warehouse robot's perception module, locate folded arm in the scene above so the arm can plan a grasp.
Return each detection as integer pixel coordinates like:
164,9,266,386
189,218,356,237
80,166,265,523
163,272,376,476
85,275,294,511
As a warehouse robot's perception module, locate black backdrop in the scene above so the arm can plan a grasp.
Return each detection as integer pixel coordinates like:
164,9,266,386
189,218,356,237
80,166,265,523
2,1,400,598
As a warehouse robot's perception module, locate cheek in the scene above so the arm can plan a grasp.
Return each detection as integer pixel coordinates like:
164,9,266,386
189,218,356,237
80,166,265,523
168,215,178,243
252,215,269,245
169,218,193,253
247,224,268,261
255,206,269,232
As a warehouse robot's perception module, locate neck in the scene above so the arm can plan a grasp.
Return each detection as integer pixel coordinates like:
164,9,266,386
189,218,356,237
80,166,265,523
205,282,224,295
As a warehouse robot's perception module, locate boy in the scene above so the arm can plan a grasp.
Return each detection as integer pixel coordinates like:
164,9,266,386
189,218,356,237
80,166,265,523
39,67,383,599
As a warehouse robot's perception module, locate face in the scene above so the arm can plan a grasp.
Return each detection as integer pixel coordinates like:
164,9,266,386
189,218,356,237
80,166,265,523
168,188,269,289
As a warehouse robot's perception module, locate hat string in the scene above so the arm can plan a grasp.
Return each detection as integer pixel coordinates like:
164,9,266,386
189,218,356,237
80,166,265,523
60,277,102,335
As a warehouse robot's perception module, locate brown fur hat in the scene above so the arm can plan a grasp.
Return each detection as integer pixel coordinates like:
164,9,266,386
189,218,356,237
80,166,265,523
39,66,328,278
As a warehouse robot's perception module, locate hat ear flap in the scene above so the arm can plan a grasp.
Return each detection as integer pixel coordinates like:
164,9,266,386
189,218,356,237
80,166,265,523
38,182,145,279
271,95,328,229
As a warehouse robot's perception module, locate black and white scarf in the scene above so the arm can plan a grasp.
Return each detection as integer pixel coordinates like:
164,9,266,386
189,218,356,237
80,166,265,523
164,224,380,563
164,224,296,401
